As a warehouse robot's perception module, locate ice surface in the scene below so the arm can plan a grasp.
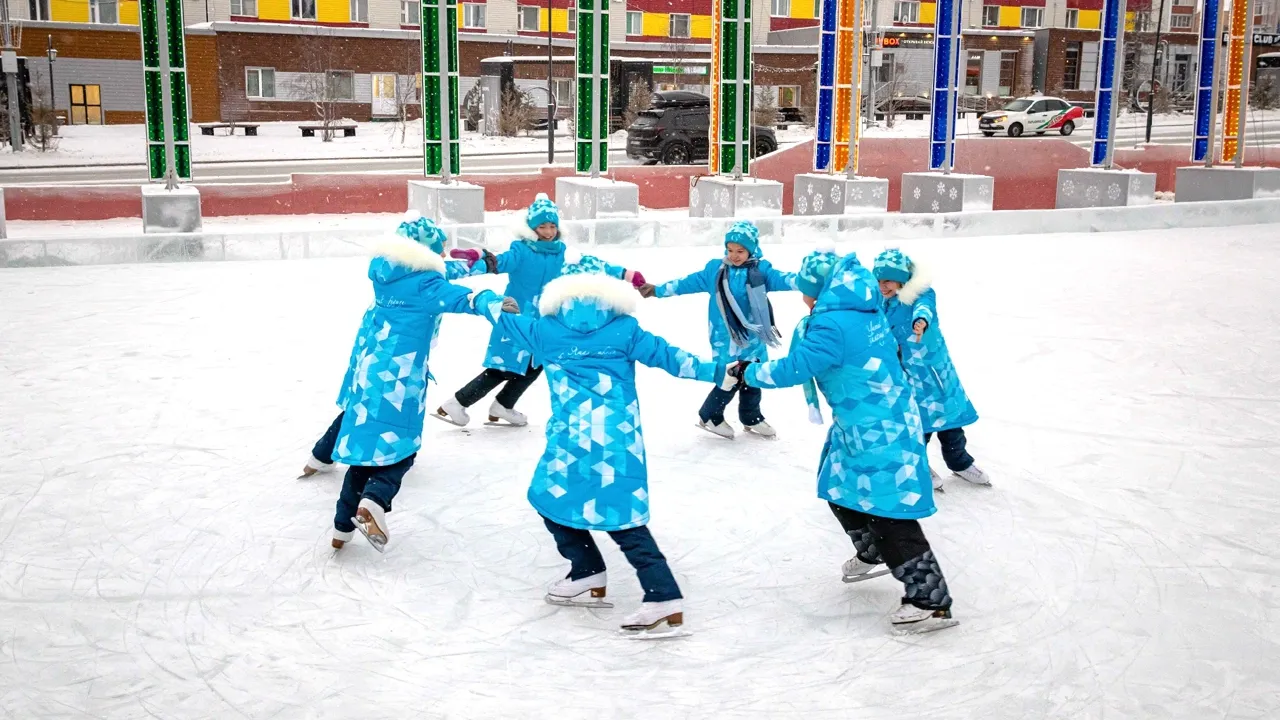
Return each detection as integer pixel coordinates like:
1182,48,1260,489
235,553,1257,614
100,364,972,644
3,228,1280,718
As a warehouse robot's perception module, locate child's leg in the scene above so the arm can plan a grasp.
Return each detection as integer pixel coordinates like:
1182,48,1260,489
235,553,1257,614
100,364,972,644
698,384,739,425
608,526,683,602
311,411,345,465
334,466,370,533
864,515,952,611
454,369,512,408
737,385,765,426
935,428,975,472
828,502,884,564
494,365,544,410
360,453,417,513
541,516,607,579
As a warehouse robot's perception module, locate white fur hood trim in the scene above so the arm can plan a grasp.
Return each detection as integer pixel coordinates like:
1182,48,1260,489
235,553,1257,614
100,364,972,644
370,234,446,274
539,272,638,317
897,259,933,305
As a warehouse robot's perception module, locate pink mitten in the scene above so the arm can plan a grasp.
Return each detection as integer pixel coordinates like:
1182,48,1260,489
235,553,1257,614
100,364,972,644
449,248,482,267
625,269,647,289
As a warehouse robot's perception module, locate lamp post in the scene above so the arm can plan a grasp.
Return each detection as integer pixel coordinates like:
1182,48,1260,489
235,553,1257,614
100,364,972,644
47,35,57,133
1144,0,1167,143
546,0,554,164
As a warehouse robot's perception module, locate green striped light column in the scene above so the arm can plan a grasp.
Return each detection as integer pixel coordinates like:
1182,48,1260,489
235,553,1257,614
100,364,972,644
575,0,609,175
423,0,461,179
139,0,191,183
711,0,751,178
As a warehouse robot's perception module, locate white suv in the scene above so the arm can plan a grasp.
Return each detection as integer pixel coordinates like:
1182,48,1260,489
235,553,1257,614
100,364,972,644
979,96,1085,138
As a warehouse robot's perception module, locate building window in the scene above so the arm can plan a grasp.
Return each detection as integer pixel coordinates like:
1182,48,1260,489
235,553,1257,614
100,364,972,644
1020,6,1043,27
813,0,820,18
89,0,118,23
999,50,1016,96
350,0,367,22
626,10,642,33
981,5,998,26
1172,0,1193,6
1170,13,1193,29
1063,42,1081,90
69,84,103,124
518,5,540,30
777,85,799,106
292,0,317,20
880,51,896,81
553,78,573,104
463,3,485,27
892,1,919,23
771,0,790,16
567,3,576,32
669,13,690,37
326,71,355,101
29,0,50,20
1065,8,1078,27
230,0,257,15
402,0,420,24
246,67,276,98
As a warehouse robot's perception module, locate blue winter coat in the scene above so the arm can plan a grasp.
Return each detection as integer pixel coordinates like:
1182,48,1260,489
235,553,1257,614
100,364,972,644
655,258,797,363
334,237,498,466
882,273,978,434
743,255,934,520
474,238,627,374
479,272,722,531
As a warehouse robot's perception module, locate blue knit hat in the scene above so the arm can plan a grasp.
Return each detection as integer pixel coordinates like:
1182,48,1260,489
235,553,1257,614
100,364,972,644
724,220,761,258
559,254,608,276
527,193,561,231
873,249,912,285
795,248,840,299
397,211,446,254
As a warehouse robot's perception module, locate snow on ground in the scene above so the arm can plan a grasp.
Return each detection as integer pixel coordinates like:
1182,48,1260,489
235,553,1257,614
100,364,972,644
0,123,605,168
2,227,1280,718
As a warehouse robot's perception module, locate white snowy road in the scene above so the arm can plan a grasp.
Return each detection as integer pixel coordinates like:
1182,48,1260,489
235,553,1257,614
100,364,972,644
2,227,1279,719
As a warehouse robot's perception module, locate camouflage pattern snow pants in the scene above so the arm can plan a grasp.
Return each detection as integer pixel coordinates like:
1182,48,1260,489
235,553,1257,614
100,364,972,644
829,503,953,611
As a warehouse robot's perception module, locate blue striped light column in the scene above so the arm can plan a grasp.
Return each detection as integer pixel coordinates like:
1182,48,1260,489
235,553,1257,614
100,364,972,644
813,0,837,171
1192,0,1222,163
928,0,962,171
1090,0,1126,168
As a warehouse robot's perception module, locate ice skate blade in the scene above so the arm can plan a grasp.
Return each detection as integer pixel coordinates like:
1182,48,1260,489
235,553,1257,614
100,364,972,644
545,593,614,609
619,621,691,640
484,420,526,427
431,410,467,427
892,618,959,636
744,428,778,440
842,568,892,584
352,515,387,554
695,422,734,440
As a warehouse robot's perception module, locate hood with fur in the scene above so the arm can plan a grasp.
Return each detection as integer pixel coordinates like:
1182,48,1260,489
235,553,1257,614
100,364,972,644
538,272,638,332
369,234,446,280
895,260,932,305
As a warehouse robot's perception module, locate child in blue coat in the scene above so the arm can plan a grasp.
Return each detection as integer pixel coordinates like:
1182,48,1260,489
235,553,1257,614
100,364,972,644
436,194,646,428
734,250,955,634
478,256,729,637
873,249,989,489
303,216,507,553
639,220,796,439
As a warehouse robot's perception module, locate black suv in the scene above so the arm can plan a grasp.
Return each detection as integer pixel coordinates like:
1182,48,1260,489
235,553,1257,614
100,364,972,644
626,91,778,165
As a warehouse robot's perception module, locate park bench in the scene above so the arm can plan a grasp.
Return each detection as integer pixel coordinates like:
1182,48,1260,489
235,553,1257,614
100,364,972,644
199,123,260,136
298,124,357,138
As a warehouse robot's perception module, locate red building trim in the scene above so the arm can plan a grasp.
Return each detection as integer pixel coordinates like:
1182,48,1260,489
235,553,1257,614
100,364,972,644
769,16,818,30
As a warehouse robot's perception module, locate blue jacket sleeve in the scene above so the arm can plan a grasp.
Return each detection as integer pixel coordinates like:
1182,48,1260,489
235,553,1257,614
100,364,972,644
484,310,541,358
654,262,715,298
764,262,798,292
427,280,499,317
444,260,473,280
744,316,843,389
912,289,936,328
629,325,721,383
483,243,523,276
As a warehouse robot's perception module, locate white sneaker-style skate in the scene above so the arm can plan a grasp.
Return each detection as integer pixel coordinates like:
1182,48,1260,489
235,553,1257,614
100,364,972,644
545,572,613,608
433,397,470,427
744,421,777,438
619,600,690,639
353,498,389,553
331,529,353,549
889,603,959,635
841,557,891,583
931,467,944,492
954,465,992,486
697,420,735,439
298,455,333,479
486,400,528,427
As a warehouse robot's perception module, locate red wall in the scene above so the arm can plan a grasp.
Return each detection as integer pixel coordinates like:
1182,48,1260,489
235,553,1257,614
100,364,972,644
1115,145,1280,191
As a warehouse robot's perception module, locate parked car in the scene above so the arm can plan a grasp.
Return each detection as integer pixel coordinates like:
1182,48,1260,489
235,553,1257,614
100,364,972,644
625,91,778,165
979,96,1085,137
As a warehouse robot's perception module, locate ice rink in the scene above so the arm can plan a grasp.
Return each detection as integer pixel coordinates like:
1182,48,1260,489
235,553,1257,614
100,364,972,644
2,226,1279,719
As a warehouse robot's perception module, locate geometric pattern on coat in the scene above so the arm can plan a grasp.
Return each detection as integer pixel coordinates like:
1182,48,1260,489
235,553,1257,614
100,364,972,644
480,270,721,531
880,262,978,433
745,254,935,520
333,234,498,467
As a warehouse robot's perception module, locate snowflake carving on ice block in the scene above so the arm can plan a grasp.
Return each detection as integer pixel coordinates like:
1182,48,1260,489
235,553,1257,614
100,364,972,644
1107,183,1122,201
936,181,947,195
1062,179,1076,196
796,195,808,214
949,187,958,200
931,199,940,211
913,186,922,200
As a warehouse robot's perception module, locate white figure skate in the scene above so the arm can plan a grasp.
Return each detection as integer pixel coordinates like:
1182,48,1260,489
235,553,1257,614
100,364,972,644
744,421,777,438
889,603,959,635
954,465,992,486
353,499,389,553
486,400,528,427
544,572,612,609
298,455,333,479
697,420,735,439
841,557,891,584
331,529,353,550
619,600,691,639
433,398,470,427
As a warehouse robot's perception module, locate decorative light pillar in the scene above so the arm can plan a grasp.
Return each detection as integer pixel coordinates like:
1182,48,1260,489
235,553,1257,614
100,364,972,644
557,0,639,224
901,0,993,214
139,0,201,233
1220,0,1254,164
409,0,485,242
794,0,888,215
1191,0,1223,164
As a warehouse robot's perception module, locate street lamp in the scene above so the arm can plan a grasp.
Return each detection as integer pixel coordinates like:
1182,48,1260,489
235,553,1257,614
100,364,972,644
47,35,58,133
546,0,554,164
